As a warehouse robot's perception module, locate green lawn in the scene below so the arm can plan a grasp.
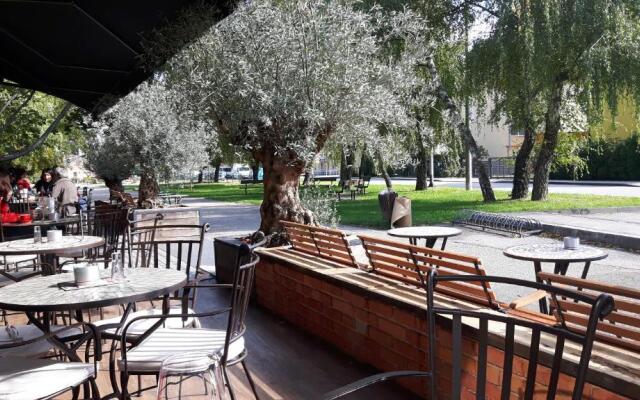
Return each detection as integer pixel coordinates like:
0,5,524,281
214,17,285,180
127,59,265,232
160,182,640,228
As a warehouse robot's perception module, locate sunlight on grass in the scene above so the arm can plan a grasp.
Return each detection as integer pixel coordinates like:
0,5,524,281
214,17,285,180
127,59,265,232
167,183,640,228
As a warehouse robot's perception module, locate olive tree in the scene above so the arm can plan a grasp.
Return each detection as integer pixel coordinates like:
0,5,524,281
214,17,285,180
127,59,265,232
97,82,211,203
162,0,408,233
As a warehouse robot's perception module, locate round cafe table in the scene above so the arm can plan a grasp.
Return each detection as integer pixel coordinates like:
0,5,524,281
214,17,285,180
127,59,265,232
0,235,104,256
387,226,462,250
0,268,187,398
0,235,105,278
503,243,608,313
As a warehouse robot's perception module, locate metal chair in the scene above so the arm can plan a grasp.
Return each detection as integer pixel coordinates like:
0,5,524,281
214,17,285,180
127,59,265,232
426,274,614,400
0,320,101,399
319,272,614,400
117,248,262,400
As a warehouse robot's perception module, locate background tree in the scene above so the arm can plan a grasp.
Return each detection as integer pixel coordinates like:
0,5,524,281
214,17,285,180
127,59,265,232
470,0,640,200
84,119,135,192
98,81,211,204
0,87,85,174
160,0,409,233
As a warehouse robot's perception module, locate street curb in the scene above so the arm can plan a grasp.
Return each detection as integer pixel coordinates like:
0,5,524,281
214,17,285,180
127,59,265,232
533,206,640,215
495,180,640,187
540,223,640,250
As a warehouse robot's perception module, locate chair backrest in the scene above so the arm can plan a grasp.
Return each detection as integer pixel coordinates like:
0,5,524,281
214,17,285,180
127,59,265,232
126,224,157,269
281,220,356,267
539,272,640,352
145,224,208,278
427,273,614,400
81,208,128,256
359,235,497,307
221,244,259,364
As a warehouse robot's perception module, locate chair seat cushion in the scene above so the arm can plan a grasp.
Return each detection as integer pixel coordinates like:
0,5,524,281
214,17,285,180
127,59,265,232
0,325,83,358
94,307,200,337
120,328,244,372
0,356,94,400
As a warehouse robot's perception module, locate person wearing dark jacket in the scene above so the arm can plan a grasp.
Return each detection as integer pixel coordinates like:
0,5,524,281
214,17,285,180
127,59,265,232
34,169,54,196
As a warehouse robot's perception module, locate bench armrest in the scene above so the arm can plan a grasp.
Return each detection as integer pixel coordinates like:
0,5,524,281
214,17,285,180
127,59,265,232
509,290,548,309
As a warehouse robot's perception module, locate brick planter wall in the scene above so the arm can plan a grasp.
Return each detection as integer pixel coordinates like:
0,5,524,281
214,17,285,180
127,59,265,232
255,254,634,399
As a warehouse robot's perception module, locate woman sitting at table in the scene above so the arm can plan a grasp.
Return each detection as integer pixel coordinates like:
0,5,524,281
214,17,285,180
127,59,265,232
34,168,54,196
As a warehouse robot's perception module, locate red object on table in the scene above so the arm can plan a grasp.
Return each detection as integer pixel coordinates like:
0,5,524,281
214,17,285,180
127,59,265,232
2,213,19,223
18,214,32,223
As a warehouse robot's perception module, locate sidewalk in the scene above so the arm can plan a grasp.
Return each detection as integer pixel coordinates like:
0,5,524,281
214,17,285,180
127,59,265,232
514,209,640,250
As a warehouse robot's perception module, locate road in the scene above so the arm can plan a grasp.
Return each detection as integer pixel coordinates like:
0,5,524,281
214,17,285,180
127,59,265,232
370,177,640,197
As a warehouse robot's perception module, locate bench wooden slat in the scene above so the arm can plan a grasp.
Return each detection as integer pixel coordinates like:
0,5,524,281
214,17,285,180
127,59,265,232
541,272,640,352
360,234,481,264
281,221,355,267
557,299,640,328
359,235,496,307
362,243,482,276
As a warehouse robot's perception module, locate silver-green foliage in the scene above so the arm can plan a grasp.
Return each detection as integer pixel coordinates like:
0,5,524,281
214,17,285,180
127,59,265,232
300,186,340,228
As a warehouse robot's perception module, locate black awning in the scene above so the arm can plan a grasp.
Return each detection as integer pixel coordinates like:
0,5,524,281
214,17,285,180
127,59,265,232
0,0,231,112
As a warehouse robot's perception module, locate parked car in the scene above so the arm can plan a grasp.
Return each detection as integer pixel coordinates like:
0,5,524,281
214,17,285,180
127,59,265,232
238,166,253,180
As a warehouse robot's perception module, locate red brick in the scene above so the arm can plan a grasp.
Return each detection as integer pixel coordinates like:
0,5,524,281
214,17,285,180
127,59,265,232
341,289,367,308
377,317,407,338
369,299,394,317
368,326,395,348
331,298,353,316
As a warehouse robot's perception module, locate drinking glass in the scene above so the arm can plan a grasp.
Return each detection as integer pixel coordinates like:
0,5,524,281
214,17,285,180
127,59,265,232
156,353,228,400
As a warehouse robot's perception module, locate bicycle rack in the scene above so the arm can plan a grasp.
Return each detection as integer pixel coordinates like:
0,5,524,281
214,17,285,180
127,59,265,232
454,210,543,237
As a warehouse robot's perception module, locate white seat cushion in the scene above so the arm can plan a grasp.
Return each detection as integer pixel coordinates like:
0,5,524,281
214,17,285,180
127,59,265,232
0,356,94,400
120,328,244,372
94,306,200,337
0,325,83,358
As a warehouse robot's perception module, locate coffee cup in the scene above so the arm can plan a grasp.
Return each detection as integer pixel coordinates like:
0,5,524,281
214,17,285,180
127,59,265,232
73,264,100,286
47,229,62,243
563,236,580,249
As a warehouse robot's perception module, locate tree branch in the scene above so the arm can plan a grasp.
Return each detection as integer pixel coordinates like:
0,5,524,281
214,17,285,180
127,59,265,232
0,102,73,162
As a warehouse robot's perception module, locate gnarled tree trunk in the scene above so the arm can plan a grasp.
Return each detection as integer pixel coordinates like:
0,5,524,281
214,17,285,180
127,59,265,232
532,78,564,201
258,152,313,234
197,169,204,183
423,52,496,202
511,120,535,199
102,177,124,193
339,145,355,185
212,161,221,183
415,131,429,191
138,168,160,206
375,150,393,190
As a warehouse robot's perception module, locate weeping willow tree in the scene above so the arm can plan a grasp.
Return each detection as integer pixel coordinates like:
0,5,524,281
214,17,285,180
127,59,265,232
469,0,640,200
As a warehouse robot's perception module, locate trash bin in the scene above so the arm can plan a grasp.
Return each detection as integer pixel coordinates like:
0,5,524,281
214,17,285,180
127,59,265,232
391,196,412,228
378,189,398,225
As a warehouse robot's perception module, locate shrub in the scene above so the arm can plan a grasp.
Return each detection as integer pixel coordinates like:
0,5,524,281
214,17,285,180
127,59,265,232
300,186,340,228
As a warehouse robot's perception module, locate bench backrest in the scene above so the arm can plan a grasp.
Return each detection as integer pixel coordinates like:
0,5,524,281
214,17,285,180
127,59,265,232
359,235,497,307
281,221,356,267
540,272,640,352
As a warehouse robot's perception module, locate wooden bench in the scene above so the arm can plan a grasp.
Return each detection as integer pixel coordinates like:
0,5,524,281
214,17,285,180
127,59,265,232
358,235,498,308
281,221,357,268
240,179,263,195
540,272,640,352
